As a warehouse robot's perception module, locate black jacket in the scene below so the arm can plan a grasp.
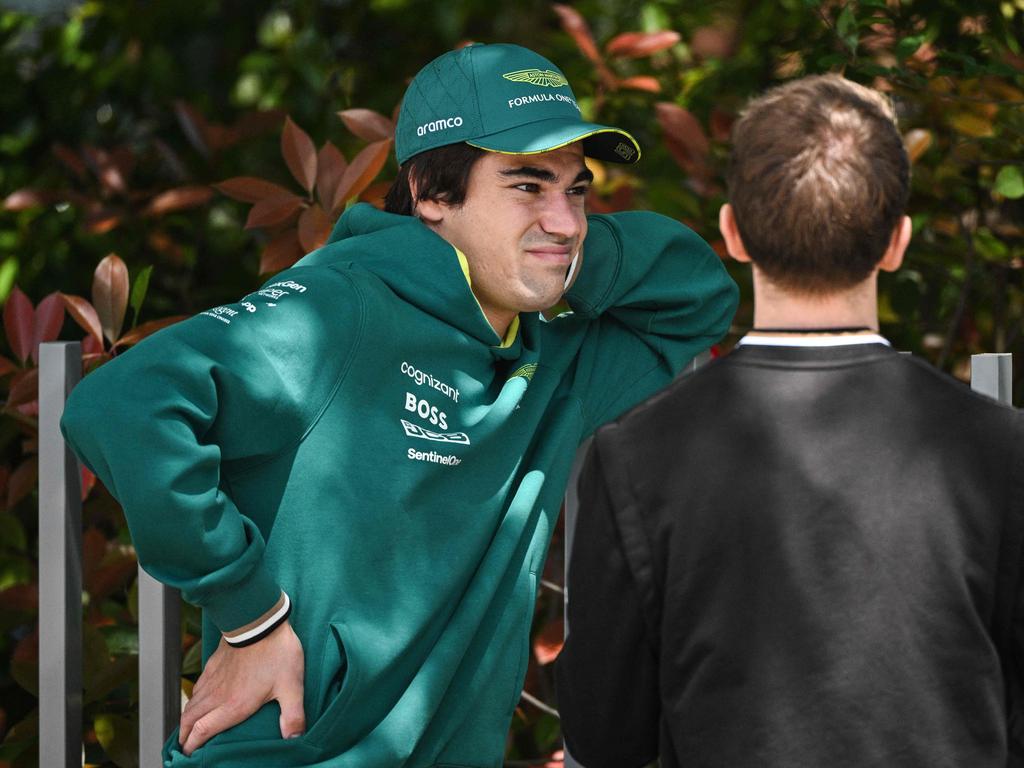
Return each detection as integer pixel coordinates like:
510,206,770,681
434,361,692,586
556,341,1024,768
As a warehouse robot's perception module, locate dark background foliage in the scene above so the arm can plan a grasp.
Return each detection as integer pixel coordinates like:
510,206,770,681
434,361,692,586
0,0,1021,765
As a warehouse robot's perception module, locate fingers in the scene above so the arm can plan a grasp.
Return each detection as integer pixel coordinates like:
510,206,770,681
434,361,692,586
181,703,251,756
179,693,212,752
276,675,306,739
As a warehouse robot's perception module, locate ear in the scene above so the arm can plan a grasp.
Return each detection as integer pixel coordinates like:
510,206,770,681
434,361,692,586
879,215,911,273
408,174,447,225
719,204,752,263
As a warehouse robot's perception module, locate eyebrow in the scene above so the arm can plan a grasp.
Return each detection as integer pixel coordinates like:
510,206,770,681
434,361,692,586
499,165,594,185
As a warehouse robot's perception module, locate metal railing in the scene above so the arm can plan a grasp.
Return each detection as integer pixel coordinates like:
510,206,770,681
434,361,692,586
36,344,1015,767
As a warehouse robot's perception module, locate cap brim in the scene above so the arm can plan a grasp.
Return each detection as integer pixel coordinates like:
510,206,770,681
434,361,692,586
467,117,641,164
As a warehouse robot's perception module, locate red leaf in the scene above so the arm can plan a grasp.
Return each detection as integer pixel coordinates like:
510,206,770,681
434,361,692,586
337,109,395,142
174,100,211,158
0,584,37,614
0,355,16,377
553,4,602,64
82,336,105,357
214,176,294,204
87,557,137,603
259,230,304,275
281,116,317,194
655,102,712,180
52,143,88,179
3,286,34,363
606,30,681,58
60,294,104,350
297,204,332,252
82,146,128,195
113,315,187,348
143,186,213,216
92,254,129,344
6,458,36,509
82,527,106,582
709,108,735,142
332,139,392,213
691,25,738,60
81,465,97,501
83,208,122,235
358,180,392,209
316,142,348,210
31,292,65,365
532,617,564,665
618,75,662,93
6,368,37,409
244,194,306,230
3,189,55,211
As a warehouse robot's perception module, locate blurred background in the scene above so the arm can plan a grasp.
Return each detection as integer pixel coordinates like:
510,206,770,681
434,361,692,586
0,1,1021,765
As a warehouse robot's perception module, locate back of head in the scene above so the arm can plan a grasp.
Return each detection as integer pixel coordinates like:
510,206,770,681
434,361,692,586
726,75,909,294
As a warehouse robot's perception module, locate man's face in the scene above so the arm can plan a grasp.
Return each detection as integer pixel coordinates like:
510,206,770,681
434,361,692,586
423,143,592,331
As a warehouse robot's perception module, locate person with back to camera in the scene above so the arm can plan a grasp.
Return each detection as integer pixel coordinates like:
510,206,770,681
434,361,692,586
555,73,1024,768
59,42,738,767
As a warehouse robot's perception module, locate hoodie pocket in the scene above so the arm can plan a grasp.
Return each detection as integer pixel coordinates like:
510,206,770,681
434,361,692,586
304,620,359,747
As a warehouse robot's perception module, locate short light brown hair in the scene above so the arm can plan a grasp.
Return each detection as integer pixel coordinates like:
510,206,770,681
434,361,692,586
726,74,910,294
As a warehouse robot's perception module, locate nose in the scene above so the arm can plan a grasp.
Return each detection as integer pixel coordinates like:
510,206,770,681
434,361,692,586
538,193,583,242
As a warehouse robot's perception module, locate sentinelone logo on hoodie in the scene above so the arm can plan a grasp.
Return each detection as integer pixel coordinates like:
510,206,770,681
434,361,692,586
400,361,468,467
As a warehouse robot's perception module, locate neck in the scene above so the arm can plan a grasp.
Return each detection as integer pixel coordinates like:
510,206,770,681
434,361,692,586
751,267,879,331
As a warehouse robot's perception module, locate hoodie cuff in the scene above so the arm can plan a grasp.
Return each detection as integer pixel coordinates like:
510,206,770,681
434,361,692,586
565,215,622,319
201,561,284,637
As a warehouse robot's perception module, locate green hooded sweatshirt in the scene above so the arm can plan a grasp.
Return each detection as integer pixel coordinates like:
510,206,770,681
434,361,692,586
61,203,737,768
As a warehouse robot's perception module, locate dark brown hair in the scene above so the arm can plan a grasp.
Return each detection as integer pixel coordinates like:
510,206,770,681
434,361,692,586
726,74,910,294
384,143,487,215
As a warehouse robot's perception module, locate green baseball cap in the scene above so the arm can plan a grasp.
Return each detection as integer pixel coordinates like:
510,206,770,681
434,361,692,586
395,43,641,165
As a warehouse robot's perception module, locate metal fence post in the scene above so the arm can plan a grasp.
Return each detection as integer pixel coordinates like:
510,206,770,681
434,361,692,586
138,571,181,766
971,353,1013,405
38,341,83,768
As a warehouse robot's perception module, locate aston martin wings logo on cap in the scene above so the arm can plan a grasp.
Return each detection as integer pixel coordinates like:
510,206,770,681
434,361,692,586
502,69,568,88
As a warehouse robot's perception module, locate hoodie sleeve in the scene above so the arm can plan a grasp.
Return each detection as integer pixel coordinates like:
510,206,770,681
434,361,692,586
60,265,364,637
563,211,738,435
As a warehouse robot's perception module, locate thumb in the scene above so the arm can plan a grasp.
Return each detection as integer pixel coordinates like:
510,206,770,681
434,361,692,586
277,678,306,739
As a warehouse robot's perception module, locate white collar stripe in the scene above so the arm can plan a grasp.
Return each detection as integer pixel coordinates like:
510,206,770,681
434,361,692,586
737,334,891,348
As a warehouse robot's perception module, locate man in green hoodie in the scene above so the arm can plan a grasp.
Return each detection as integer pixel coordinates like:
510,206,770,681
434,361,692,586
61,43,737,767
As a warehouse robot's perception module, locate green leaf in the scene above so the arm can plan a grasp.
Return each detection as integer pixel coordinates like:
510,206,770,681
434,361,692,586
83,621,112,692
127,574,138,622
836,6,858,53
995,166,1024,199
896,34,926,60
0,510,27,551
94,713,139,768
974,228,1010,262
102,624,140,656
181,638,203,675
128,265,152,328
84,653,137,706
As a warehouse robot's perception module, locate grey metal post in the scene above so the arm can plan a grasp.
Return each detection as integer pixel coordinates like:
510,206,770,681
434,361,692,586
138,571,181,767
971,353,1013,405
38,341,83,768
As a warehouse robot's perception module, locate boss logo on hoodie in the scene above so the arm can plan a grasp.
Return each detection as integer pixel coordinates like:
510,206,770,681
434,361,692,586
404,393,449,429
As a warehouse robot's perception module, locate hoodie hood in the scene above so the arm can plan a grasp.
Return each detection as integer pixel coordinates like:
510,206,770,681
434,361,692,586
298,203,520,353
